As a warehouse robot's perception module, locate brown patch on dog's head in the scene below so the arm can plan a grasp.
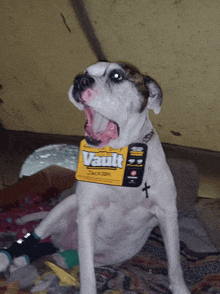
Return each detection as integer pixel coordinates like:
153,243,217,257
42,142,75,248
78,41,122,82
118,63,149,112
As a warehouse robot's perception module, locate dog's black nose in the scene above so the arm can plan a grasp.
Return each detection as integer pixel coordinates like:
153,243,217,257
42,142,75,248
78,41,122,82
73,74,95,102
73,74,95,94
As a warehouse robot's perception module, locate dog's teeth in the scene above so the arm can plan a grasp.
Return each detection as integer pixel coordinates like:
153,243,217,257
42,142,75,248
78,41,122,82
93,111,109,133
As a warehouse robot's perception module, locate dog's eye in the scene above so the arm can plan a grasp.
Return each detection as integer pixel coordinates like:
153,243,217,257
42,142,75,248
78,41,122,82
109,70,125,83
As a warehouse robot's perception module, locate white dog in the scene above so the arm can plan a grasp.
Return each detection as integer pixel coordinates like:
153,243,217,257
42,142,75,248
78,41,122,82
0,62,190,294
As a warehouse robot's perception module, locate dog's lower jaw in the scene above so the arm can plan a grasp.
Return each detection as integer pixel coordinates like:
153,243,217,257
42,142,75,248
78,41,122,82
85,136,101,147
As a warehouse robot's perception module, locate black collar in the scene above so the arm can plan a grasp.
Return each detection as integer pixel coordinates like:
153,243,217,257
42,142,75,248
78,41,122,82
142,129,154,144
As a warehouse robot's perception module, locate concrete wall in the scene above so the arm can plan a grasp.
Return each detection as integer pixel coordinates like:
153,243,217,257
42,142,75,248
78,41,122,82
1,0,220,151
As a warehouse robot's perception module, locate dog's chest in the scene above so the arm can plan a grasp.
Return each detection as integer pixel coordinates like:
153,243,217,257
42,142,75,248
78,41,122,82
90,194,158,264
95,194,155,243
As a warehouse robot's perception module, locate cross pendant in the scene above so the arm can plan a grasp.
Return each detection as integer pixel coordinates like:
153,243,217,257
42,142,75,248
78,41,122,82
142,182,150,198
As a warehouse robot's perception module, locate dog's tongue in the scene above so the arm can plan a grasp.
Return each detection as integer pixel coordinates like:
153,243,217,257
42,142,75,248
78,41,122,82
84,106,118,146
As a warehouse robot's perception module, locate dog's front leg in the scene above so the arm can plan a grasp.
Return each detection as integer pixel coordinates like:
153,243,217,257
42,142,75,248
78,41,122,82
77,206,98,294
156,207,190,294
0,194,77,272
35,194,77,239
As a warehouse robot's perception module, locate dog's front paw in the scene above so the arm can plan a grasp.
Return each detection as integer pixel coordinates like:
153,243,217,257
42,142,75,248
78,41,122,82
169,283,190,294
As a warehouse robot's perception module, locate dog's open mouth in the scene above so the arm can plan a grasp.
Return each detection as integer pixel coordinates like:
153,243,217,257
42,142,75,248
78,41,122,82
84,105,119,147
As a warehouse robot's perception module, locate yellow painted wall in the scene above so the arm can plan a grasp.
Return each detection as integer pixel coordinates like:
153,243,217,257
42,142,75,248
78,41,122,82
0,0,96,136
1,0,220,151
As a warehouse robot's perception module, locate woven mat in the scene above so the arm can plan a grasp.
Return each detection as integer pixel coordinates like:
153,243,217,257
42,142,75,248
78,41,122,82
93,227,220,294
1,227,218,294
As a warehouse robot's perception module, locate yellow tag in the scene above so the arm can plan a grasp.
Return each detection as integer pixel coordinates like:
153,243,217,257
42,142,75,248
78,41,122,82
76,139,147,187
76,139,128,186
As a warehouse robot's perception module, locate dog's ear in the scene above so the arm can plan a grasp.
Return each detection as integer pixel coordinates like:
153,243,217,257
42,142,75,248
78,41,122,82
145,76,162,114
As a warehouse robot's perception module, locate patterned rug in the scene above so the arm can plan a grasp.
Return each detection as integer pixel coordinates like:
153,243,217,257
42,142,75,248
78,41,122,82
0,227,219,293
93,227,220,294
